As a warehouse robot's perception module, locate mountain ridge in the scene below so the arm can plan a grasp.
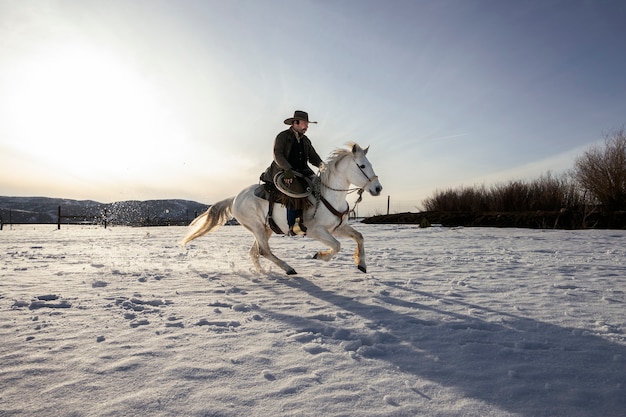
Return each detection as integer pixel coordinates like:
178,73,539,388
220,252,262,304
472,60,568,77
0,196,210,226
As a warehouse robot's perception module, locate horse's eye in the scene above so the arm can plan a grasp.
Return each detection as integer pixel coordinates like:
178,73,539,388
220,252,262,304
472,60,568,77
359,164,366,169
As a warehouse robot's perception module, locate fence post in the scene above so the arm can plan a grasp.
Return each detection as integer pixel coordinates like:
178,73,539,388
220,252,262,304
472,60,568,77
58,206,61,230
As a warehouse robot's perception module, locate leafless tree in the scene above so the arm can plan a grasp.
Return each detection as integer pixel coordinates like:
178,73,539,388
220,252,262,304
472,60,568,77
574,128,626,211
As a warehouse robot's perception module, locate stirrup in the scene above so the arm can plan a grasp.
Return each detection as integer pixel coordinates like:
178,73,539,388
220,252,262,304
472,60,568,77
291,218,307,236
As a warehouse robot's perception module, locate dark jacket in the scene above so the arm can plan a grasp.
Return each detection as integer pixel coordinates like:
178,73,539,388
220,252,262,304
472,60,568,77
261,128,323,183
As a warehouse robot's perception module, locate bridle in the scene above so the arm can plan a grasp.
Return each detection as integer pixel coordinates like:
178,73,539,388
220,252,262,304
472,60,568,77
320,157,378,199
354,159,379,191
321,157,378,194
313,156,378,227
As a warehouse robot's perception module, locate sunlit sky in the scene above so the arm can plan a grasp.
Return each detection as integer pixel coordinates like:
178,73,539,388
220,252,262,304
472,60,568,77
2,0,626,215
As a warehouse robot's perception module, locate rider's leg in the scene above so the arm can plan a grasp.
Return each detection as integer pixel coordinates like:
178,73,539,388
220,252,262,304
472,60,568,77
287,202,306,235
286,202,296,229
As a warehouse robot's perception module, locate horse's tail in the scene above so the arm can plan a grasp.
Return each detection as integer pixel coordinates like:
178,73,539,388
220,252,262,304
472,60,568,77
180,197,234,245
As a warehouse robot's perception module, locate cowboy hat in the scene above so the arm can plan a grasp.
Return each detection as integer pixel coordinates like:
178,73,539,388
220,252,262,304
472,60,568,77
284,110,318,125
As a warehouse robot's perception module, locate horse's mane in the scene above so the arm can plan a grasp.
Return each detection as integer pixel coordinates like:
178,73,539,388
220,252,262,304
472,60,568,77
322,142,359,180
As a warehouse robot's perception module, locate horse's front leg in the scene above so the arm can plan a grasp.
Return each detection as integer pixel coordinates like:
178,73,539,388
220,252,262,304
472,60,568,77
333,224,366,273
307,227,341,262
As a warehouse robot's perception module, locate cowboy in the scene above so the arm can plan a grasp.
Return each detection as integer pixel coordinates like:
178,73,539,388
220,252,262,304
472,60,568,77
261,110,324,235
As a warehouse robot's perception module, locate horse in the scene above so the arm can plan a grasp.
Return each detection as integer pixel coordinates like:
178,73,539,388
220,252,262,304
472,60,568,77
180,142,383,275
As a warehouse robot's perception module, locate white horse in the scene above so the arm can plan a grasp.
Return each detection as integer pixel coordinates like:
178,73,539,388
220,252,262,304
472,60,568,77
181,142,382,275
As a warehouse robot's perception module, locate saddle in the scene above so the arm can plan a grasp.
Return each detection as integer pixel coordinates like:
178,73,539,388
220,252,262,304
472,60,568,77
255,181,313,235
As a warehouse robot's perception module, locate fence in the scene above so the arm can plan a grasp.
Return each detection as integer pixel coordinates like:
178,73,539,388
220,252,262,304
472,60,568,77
57,206,107,229
351,196,422,218
1,205,202,229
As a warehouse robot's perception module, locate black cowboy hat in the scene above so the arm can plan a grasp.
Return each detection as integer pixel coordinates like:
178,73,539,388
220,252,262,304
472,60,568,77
284,110,318,125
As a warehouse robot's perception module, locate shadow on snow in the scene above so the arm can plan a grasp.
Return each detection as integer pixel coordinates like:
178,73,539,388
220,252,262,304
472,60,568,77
265,278,625,417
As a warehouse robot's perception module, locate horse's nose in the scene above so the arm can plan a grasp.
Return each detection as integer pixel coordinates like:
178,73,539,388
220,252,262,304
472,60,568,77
374,185,382,195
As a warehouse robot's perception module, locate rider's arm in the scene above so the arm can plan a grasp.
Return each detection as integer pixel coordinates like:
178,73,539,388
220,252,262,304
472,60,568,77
306,139,324,168
273,131,293,170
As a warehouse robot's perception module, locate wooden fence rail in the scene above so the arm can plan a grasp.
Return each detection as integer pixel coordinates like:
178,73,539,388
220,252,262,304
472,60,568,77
57,206,107,229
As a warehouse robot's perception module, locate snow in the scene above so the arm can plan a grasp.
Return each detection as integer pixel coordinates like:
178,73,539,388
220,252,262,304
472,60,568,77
1,223,625,416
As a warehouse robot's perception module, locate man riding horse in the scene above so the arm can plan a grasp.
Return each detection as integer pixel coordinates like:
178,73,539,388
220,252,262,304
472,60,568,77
260,110,325,236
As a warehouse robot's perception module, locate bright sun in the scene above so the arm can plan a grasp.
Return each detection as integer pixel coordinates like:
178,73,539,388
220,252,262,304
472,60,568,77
3,42,184,181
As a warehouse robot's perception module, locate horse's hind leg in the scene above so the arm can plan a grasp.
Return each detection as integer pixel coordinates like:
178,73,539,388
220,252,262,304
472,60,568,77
246,225,297,275
249,240,262,272
249,226,273,272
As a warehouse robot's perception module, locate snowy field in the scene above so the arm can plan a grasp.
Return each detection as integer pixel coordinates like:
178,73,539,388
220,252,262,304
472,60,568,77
1,223,625,417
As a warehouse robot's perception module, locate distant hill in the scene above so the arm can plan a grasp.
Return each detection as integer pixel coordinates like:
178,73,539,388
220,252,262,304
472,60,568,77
0,196,210,226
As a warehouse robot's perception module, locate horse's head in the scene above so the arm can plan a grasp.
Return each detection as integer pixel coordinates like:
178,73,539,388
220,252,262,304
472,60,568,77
347,143,383,196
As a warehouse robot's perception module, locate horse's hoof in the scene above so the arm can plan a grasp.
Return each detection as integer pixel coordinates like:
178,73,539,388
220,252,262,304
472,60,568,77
358,265,367,273
286,269,297,275
312,253,319,259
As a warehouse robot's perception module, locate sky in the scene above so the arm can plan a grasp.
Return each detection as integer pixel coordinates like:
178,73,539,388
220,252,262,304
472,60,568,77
1,0,626,215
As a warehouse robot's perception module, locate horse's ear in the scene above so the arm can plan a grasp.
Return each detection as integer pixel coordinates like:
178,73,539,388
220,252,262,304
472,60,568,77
351,143,364,155
364,146,369,155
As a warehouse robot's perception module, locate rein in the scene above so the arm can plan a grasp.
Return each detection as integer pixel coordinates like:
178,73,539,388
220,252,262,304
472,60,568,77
320,195,350,219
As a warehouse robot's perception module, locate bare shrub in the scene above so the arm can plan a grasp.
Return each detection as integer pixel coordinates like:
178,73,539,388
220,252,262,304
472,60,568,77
422,185,489,212
573,128,626,211
422,172,583,213
527,172,585,211
489,181,530,212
